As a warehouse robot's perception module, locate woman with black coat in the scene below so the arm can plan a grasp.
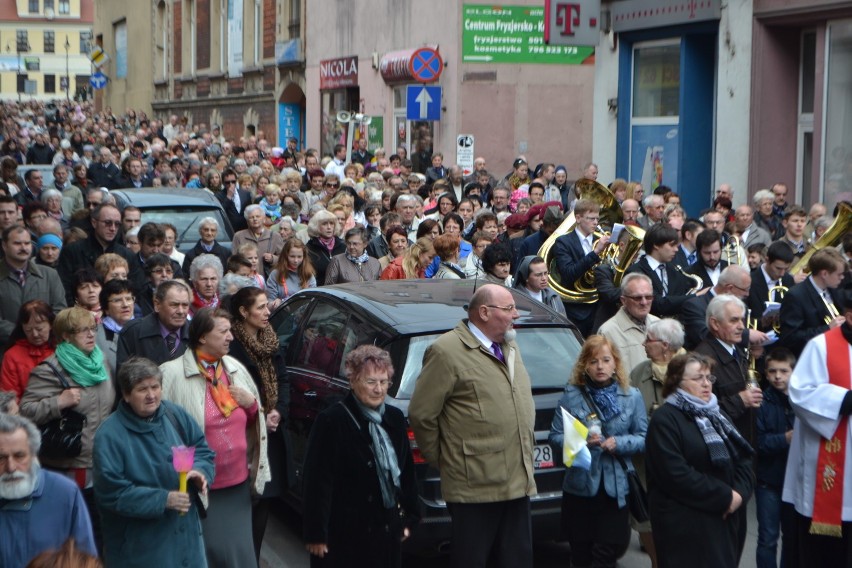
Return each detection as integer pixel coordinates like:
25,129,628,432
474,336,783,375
646,352,754,568
227,286,291,564
302,345,419,568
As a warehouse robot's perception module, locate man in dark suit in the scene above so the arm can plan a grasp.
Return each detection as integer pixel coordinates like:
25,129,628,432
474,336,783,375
778,248,847,356
627,224,706,318
87,146,121,189
681,265,765,350
129,223,184,297
746,241,797,332
687,229,728,291
695,294,763,445
553,199,610,336
115,280,191,376
350,137,373,166
215,168,251,232
673,218,704,270
182,217,234,275
112,157,153,189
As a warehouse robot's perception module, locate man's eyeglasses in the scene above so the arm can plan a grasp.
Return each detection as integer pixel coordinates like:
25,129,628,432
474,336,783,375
224,180,237,186
624,294,654,302
486,304,517,313
98,219,121,227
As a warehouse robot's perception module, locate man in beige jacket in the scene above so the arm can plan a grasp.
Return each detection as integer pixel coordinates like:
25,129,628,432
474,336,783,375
409,284,536,568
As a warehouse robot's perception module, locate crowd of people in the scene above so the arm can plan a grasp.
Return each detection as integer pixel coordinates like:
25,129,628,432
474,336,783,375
0,97,851,568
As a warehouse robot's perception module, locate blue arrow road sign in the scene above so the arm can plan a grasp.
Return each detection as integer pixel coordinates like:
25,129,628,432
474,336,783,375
406,85,441,121
89,72,107,90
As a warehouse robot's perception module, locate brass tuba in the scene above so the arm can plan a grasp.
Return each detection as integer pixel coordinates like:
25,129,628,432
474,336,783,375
539,179,644,303
789,201,852,275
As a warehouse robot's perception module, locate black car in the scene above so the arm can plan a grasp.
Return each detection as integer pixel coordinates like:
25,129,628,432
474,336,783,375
270,279,583,554
110,187,234,252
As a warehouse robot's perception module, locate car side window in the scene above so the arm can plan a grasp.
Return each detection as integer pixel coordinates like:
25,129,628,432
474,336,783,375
334,315,375,380
294,301,349,376
274,297,312,360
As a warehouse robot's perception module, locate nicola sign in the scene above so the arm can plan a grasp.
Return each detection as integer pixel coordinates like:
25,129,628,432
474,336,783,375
319,55,359,90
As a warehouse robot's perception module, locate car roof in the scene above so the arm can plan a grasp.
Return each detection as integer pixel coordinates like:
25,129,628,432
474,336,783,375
110,187,223,210
291,279,576,335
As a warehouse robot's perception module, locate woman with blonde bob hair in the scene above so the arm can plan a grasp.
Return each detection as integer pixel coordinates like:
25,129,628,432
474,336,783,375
380,237,435,280
306,210,345,285
549,335,647,568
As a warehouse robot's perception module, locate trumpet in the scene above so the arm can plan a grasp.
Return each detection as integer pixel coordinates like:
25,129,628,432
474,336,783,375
674,265,704,295
745,309,762,387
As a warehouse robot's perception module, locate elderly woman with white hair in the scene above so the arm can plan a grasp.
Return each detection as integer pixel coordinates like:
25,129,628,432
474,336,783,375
182,216,231,275
40,189,69,231
188,254,224,317
306,209,345,285
753,189,783,240
231,204,285,278
628,317,686,565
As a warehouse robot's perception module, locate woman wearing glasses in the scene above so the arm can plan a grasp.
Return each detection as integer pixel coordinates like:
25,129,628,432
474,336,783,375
548,335,647,568
645,352,754,568
20,306,116,550
303,345,419,567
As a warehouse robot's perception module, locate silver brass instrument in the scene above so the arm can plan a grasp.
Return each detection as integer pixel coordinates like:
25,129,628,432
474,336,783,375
673,265,703,295
539,179,645,303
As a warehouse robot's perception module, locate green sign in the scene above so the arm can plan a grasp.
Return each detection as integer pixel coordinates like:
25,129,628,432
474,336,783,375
462,4,594,64
367,117,383,152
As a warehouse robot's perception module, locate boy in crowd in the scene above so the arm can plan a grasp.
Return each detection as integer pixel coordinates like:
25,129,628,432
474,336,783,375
756,348,796,568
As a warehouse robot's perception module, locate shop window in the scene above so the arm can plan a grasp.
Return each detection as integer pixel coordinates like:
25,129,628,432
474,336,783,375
823,20,852,206
321,88,359,158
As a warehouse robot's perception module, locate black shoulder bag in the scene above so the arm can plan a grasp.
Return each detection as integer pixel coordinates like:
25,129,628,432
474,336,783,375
580,386,649,523
38,360,87,460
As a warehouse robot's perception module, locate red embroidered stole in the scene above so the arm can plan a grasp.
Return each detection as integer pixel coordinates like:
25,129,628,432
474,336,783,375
811,327,851,536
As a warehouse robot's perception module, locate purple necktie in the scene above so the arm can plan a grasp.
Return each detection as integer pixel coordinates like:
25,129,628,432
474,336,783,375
491,342,505,364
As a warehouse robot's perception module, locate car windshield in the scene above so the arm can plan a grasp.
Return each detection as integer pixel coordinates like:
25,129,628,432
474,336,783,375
130,208,232,250
395,326,581,399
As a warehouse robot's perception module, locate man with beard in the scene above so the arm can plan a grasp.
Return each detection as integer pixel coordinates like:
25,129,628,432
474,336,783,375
688,229,728,290
410,284,536,568
0,414,96,567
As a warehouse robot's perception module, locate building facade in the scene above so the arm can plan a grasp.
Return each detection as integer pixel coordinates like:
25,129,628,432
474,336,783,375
592,0,753,214
304,0,595,175
0,0,93,101
94,0,307,147
750,0,852,210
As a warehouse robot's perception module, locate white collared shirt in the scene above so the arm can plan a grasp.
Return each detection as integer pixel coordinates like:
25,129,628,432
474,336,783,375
706,264,721,286
468,321,495,350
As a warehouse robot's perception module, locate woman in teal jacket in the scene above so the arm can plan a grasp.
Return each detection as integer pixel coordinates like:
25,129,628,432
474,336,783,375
549,335,648,568
93,357,214,568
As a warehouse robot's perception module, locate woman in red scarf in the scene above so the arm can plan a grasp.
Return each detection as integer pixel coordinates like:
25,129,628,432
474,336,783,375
188,254,223,317
160,307,268,567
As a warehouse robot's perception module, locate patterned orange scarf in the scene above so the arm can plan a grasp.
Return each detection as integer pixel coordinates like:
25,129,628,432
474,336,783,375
195,350,238,418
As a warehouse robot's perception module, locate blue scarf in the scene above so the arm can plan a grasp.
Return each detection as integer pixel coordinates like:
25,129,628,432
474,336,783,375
346,252,370,264
586,380,622,422
354,398,401,509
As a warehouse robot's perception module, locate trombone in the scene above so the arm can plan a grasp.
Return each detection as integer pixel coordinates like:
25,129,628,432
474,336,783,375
767,283,787,334
724,235,743,266
745,309,762,388
823,294,841,326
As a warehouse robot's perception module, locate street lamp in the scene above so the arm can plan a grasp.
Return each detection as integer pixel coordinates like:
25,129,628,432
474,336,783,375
64,35,70,102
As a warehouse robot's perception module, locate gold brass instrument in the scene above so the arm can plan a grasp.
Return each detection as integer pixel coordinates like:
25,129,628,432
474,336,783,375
724,235,743,266
539,179,645,303
790,201,852,275
822,294,841,326
673,264,704,295
745,309,762,387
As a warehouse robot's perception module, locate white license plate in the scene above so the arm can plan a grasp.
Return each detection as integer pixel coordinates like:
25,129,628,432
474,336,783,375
534,443,555,469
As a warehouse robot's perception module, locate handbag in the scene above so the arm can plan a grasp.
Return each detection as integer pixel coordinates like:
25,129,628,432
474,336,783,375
38,361,87,460
580,386,650,523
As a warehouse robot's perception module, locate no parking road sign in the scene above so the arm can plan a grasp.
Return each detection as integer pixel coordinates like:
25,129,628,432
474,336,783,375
410,47,443,83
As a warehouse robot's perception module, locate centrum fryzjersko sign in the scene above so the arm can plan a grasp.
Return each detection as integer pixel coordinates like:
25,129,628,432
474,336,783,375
462,4,595,64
